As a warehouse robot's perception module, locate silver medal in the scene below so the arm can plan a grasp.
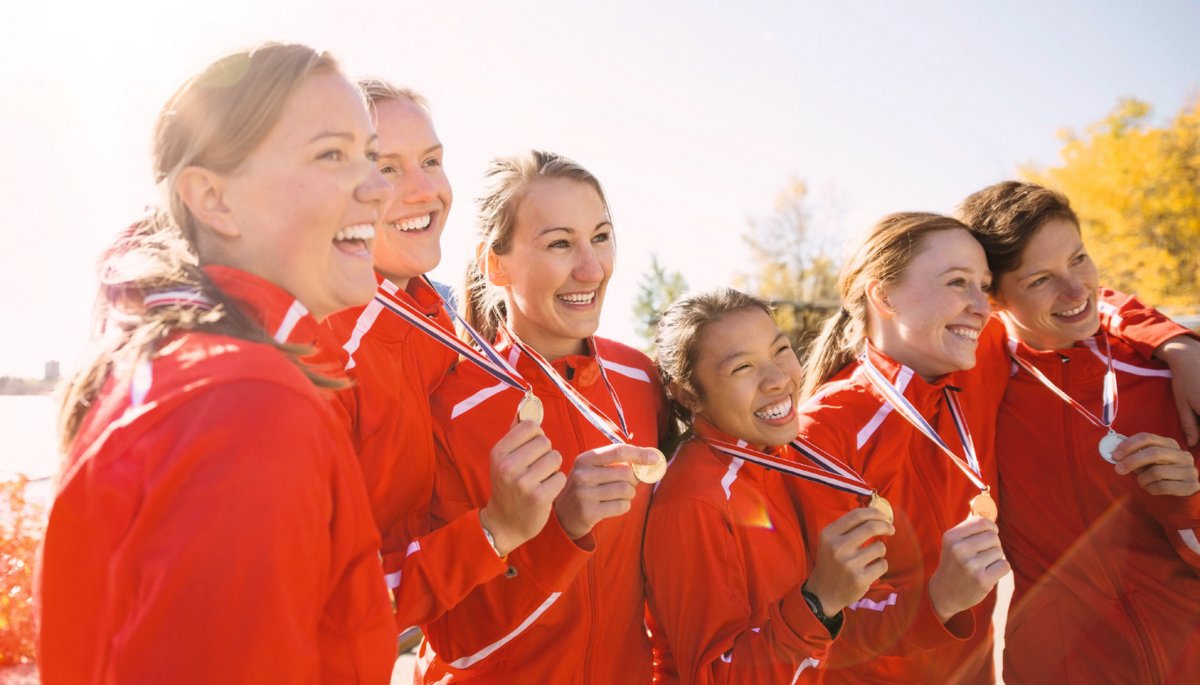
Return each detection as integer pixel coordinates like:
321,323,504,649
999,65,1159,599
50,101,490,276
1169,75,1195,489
1098,431,1127,464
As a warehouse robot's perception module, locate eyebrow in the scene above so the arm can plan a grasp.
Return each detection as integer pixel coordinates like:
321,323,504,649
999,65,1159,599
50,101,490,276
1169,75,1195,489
1015,243,1086,280
307,131,379,145
715,332,788,368
537,221,613,238
377,143,443,161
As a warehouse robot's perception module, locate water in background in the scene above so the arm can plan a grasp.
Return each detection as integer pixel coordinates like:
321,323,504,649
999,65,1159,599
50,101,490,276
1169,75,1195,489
0,394,59,505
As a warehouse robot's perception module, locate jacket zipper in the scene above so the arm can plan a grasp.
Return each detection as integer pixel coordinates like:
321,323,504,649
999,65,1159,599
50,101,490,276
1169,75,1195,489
1059,356,1163,683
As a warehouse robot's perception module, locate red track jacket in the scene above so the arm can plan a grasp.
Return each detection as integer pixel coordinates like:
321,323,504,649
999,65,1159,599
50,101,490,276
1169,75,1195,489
995,321,1200,684
644,420,835,684
36,266,395,685
793,342,1003,684
323,277,507,631
417,332,667,684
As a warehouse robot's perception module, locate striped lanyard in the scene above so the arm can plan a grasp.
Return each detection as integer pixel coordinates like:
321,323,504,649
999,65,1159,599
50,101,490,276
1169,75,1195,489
1006,328,1118,432
700,434,874,498
373,278,530,396
859,353,989,493
503,327,631,445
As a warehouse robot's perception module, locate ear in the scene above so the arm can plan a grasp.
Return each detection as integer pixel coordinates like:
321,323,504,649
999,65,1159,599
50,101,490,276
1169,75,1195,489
175,166,239,239
669,380,702,415
865,278,894,319
484,246,511,287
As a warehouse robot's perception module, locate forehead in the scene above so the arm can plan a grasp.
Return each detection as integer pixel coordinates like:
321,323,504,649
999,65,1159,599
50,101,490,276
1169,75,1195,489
694,308,779,365
903,228,987,276
373,97,439,146
515,177,607,229
269,70,372,142
1013,218,1083,270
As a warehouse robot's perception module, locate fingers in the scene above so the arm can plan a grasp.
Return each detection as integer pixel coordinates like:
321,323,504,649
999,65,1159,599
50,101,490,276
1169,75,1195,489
1174,383,1200,447
1111,432,1179,463
492,420,549,459
840,518,896,548
942,515,999,544
825,506,893,536
1134,463,1200,496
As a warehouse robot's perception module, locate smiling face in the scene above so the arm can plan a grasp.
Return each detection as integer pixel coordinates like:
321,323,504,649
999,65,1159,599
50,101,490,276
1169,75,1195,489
489,177,613,360
870,228,992,381
991,217,1099,350
371,97,452,286
688,307,802,449
213,70,389,320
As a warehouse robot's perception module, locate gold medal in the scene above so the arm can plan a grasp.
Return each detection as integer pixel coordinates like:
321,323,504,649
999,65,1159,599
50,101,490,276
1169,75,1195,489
1098,431,1126,465
867,492,894,525
969,491,998,521
517,393,544,426
632,448,668,484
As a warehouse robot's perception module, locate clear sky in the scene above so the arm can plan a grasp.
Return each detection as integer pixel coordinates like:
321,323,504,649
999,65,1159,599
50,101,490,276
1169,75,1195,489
1,0,1197,377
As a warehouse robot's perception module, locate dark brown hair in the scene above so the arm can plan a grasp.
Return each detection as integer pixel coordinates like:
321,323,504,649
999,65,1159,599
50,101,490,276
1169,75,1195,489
957,180,1079,280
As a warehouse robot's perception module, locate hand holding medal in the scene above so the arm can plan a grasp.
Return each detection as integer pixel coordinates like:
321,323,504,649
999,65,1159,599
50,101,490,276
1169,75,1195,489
1108,432,1200,497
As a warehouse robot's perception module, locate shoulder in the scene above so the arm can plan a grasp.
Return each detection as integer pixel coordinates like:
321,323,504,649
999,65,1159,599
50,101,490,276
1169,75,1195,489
652,439,738,510
430,358,517,428
593,337,659,385
796,370,883,453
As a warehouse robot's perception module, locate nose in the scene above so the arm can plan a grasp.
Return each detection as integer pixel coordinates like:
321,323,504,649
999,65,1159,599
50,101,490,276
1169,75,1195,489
398,165,437,205
968,284,990,318
761,360,789,394
355,165,392,209
1061,274,1090,303
572,243,606,284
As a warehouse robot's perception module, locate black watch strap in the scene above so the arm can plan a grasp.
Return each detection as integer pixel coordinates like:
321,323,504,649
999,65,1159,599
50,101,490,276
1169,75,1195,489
801,584,845,637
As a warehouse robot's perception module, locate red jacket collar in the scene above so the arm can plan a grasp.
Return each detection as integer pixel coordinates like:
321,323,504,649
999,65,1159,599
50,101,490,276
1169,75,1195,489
203,265,318,347
495,328,603,390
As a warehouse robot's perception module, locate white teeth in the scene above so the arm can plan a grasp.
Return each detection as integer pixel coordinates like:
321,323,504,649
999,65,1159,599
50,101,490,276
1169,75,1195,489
948,326,980,341
1054,302,1088,317
754,396,793,421
390,214,432,232
334,223,376,242
557,292,596,304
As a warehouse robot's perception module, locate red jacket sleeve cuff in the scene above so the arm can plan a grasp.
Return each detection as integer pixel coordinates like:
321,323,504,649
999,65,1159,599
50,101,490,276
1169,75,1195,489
905,590,974,651
777,591,837,654
509,515,594,593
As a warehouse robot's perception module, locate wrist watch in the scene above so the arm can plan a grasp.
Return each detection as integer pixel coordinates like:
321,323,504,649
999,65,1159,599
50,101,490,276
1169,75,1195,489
479,515,505,559
801,584,845,636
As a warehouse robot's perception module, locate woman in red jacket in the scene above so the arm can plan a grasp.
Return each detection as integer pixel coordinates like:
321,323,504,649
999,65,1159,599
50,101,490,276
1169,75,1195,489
644,288,894,684
321,81,565,636
797,212,1010,684
417,150,665,684
960,181,1200,684
37,44,396,684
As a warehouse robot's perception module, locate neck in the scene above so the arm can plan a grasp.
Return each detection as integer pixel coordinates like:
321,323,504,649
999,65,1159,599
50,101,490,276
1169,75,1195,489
508,320,587,361
376,268,412,290
867,334,948,384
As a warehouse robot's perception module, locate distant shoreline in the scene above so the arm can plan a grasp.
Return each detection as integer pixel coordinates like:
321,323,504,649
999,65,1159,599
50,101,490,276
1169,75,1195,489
0,378,57,396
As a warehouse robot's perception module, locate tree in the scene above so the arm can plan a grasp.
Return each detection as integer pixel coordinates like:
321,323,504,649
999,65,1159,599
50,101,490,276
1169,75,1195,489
1024,97,1200,308
737,178,841,351
631,253,689,353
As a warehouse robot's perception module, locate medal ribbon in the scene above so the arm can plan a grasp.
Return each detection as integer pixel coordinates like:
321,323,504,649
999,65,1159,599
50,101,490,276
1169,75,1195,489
1006,329,1118,431
702,436,874,497
503,327,630,446
143,289,215,310
373,280,529,394
859,353,988,492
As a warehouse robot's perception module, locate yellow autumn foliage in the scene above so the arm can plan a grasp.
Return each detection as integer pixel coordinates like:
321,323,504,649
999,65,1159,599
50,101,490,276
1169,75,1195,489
1024,97,1200,309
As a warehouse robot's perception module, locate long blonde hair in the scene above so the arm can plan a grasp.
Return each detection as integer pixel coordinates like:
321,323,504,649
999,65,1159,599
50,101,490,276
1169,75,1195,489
462,150,610,344
801,212,971,397
58,43,345,450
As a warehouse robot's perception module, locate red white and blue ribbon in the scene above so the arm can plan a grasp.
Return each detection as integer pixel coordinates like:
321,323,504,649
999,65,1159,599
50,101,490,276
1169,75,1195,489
702,436,875,497
503,328,630,446
859,353,988,492
1005,327,1118,431
143,289,215,310
373,278,529,395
